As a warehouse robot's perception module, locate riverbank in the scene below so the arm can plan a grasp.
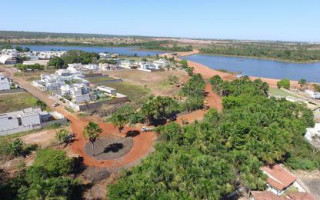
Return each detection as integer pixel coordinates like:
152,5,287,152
163,51,300,88
197,52,320,64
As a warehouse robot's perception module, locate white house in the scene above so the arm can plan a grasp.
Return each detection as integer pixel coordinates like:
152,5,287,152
305,123,320,143
97,86,117,96
0,107,67,136
153,59,169,69
305,89,320,99
0,73,10,91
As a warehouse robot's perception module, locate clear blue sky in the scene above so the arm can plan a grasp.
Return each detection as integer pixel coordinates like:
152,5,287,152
1,0,320,42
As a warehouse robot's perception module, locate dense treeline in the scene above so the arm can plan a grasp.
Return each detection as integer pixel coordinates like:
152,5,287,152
14,63,44,71
201,44,320,62
0,149,80,200
108,76,318,199
139,41,193,52
47,50,100,68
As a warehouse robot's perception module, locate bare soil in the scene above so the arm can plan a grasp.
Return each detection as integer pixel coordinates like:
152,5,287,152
84,136,133,160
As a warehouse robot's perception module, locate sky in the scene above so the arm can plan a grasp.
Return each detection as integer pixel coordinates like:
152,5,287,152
1,0,320,42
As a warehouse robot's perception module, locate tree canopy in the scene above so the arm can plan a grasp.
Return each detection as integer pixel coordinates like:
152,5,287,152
108,76,318,199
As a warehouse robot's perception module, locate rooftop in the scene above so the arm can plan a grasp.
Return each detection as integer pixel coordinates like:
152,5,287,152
261,164,296,191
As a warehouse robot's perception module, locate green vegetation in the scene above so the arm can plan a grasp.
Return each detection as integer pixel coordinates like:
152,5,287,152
201,43,320,63
180,73,206,111
56,129,72,145
0,92,39,113
61,50,99,65
277,78,290,89
110,105,135,132
0,149,79,200
108,76,318,199
139,41,193,52
47,57,65,69
14,63,44,71
268,88,299,98
104,82,150,107
0,45,29,52
298,78,307,87
83,121,102,156
47,50,100,68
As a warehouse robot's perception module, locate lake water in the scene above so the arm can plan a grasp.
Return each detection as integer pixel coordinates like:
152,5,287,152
19,45,164,57
181,54,320,83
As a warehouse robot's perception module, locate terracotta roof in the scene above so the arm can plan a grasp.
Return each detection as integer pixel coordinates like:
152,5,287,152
261,164,296,190
251,191,287,200
287,192,315,200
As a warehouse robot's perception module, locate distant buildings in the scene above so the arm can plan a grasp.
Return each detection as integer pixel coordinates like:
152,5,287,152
0,73,10,91
0,107,67,136
305,89,320,99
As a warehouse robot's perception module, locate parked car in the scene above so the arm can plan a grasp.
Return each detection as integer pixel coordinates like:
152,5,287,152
141,126,155,132
53,102,60,107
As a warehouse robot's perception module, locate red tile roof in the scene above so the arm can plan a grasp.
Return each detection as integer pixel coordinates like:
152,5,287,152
287,192,315,200
261,164,296,190
251,191,287,200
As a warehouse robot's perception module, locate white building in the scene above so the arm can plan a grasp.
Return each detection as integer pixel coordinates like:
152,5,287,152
0,73,10,91
153,59,169,69
97,86,117,96
0,107,66,136
305,123,320,143
305,89,320,99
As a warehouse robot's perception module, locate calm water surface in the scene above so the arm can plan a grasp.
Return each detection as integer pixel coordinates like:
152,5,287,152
181,54,320,83
20,45,164,57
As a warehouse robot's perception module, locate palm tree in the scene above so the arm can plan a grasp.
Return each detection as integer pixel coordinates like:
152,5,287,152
83,121,102,156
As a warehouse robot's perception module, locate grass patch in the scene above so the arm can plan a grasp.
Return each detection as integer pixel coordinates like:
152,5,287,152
0,92,39,113
269,88,301,98
87,76,116,83
64,106,75,113
104,82,151,107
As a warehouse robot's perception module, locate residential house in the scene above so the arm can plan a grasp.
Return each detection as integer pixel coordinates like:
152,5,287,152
260,164,305,195
153,59,169,69
305,123,320,143
0,73,10,91
0,107,66,136
97,86,117,96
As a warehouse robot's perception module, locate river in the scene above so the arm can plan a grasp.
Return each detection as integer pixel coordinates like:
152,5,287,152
181,54,320,83
19,45,164,57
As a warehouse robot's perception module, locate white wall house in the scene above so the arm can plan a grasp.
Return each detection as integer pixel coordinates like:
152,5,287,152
0,73,10,91
305,89,320,99
153,59,169,69
0,107,67,136
305,123,320,143
97,86,117,96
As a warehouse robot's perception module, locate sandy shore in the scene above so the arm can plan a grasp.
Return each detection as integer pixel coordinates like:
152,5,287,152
162,51,300,88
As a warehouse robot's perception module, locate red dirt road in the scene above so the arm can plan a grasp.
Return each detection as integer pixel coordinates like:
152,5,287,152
176,83,222,125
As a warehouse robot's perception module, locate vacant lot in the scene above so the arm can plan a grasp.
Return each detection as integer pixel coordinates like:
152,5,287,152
0,92,38,113
107,69,188,96
103,81,150,107
14,69,56,82
269,88,301,98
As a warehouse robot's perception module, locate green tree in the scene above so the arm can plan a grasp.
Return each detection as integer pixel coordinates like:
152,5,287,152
47,57,65,69
277,79,290,89
83,121,102,156
180,59,188,68
186,66,194,76
110,105,134,133
56,129,71,145
298,78,307,87
9,138,24,157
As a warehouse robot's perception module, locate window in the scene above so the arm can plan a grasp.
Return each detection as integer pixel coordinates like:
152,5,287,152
17,117,22,126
